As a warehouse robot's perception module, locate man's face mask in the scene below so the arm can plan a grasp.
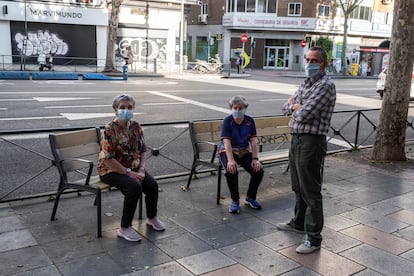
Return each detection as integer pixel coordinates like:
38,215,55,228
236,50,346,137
305,63,321,78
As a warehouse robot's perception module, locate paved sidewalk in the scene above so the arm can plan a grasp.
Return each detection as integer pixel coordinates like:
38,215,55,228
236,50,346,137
1,147,414,275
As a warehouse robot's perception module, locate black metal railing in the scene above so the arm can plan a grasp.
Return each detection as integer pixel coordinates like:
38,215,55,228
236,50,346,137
1,108,413,202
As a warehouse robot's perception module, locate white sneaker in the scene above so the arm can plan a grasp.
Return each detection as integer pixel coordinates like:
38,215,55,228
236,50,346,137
146,217,165,231
295,240,320,254
117,227,142,242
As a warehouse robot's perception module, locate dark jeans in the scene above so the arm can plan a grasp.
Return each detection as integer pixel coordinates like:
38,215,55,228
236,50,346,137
219,152,264,202
289,134,327,246
100,172,159,228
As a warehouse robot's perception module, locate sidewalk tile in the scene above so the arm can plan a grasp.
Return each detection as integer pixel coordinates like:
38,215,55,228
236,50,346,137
177,249,236,275
321,227,362,253
220,240,300,275
340,207,409,233
279,245,365,275
0,215,25,233
387,209,414,225
170,211,220,232
42,235,106,263
324,214,359,231
155,232,212,259
108,241,171,271
340,224,414,254
194,224,250,248
341,244,414,275
0,246,52,275
126,261,194,276
203,264,257,276
394,226,414,242
0,229,37,252
57,252,124,276
400,248,414,262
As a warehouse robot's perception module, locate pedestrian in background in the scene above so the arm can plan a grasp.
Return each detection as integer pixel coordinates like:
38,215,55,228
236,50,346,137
235,53,244,74
126,46,134,71
279,46,336,254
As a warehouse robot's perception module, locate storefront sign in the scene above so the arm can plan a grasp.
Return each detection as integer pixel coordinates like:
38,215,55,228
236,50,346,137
223,14,316,30
0,1,108,26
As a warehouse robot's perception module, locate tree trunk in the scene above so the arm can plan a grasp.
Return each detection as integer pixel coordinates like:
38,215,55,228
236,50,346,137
103,0,123,72
341,14,349,76
371,0,414,161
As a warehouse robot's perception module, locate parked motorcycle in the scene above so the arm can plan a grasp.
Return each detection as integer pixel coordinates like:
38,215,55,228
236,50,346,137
38,53,53,71
193,55,223,74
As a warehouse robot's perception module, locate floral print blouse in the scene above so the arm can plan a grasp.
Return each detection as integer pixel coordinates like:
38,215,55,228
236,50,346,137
98,119,146,176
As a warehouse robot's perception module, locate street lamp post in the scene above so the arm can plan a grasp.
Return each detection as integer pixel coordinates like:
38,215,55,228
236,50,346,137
179,0,184,74
20,0,28,71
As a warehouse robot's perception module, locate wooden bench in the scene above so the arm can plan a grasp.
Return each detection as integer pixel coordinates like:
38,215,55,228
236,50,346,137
185,115,292,204
49,127,142,237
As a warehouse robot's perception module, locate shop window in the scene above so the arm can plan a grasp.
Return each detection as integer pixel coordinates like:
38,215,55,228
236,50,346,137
318,5,330,18
288,3,301,16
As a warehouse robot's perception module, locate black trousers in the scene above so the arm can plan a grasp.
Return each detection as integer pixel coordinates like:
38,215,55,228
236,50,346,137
289,134,326,246
100,172,159,228
219,152,264,202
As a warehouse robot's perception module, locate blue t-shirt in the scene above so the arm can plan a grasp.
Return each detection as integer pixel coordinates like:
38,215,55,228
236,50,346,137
220,115,257,151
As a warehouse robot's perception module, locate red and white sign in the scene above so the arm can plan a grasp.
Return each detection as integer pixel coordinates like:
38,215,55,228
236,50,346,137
240,33,248,43
301,39,306,48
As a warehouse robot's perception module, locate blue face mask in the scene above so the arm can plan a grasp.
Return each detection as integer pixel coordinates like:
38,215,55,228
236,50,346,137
232,109,245,119
305,63,321,78
117,109,134,122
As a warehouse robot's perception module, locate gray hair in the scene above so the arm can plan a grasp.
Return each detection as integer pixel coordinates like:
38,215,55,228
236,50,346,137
228,95,248,109
112,94,135,110
310,46,328,65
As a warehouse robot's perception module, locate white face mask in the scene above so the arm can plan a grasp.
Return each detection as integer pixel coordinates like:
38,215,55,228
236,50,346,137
305,63,321,78
231,109,245,119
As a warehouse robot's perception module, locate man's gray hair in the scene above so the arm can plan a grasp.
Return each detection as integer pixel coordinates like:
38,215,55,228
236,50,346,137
228,95,249,109
310,46,328,65
112,94,135,109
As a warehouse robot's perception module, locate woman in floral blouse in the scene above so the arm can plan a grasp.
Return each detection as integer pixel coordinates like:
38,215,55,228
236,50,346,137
98,94,164,242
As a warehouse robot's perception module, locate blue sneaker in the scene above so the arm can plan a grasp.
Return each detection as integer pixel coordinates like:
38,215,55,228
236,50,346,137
245,198,262,209
229,201,240,214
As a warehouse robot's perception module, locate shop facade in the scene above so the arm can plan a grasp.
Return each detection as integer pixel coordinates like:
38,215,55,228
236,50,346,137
0,0,108,66
0,0,192,71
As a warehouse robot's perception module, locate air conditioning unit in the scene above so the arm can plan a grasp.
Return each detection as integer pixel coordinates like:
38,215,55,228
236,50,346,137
382,0,392,4
198,14,208,24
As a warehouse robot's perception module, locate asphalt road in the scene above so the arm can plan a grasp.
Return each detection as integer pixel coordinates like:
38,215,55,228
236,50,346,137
1,72,413,199
0,73,385,131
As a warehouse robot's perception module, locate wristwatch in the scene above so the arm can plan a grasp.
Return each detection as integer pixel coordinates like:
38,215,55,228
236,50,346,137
125,168,132,175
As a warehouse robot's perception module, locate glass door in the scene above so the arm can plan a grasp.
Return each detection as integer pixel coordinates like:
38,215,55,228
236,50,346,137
264,47,290,69
276,48,289,69
264,47,276,68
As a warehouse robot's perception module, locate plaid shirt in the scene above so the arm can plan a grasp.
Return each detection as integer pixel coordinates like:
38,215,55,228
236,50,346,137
282,73,336,135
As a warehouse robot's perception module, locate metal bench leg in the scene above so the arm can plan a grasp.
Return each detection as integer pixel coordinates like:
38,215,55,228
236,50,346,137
216,166,222,205
50,188,64,221
96,190,102,237
186,163,196,189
